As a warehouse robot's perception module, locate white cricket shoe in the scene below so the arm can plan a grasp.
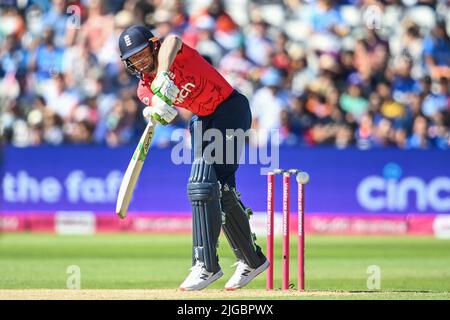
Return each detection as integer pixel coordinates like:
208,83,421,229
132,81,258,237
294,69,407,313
225,259,270,290
179,261,223,291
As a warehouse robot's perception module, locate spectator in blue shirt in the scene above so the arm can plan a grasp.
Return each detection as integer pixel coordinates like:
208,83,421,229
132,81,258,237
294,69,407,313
42,0,68,48
0,34,28,78
391,57,421,104
306,0,349,36
422,76,449,117
423,20,450,78
29,27,64,81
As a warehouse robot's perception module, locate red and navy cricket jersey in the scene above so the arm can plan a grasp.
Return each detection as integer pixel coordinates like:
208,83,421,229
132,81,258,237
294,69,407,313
137,42,234,116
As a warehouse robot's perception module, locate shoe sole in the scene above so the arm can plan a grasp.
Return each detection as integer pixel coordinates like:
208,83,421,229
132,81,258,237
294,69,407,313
179,269,224,291
225,259,270,290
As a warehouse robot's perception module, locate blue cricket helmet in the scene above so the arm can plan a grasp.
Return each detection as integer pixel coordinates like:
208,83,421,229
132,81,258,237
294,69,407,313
118,25,160,76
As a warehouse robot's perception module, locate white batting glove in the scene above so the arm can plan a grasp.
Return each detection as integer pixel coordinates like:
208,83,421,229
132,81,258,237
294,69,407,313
142,95,178,125
150,71,180,106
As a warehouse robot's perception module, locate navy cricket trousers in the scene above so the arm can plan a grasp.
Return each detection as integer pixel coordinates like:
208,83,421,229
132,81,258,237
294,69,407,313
189,90,252,188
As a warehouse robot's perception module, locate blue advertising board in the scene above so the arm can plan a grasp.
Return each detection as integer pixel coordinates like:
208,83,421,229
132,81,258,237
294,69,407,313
2,146,449,215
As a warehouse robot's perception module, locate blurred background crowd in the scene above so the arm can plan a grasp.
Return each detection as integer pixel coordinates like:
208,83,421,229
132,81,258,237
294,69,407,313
0,0,449,149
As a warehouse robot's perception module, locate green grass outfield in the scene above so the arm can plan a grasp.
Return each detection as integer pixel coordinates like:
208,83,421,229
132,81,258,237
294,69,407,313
0,233,449,299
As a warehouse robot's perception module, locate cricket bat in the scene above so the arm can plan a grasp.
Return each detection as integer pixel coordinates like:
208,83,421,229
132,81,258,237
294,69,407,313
116,119,156,219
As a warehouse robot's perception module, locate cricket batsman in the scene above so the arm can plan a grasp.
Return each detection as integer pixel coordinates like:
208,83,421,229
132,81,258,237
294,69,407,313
118,25,268,290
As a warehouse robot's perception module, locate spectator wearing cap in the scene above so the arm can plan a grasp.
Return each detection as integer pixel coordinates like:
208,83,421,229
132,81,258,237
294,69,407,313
250,68,290,146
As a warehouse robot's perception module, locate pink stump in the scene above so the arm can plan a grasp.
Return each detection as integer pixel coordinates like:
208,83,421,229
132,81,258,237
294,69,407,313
298,182,305,291
266,172,275,290
282,172,290,290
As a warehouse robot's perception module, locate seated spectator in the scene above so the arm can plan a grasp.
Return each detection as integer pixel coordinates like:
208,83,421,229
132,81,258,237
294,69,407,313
171,0,190,36
152,9,175,39
355,113,375,149
372,118,395,148
290,52,315,97
219,42,257,98
28,27,64,81
192,15,224,67
271,31,291,72
250,68,290,146
407,115,430,149
80,0,115,55
339,73,369,119
0,34,28,79
428,111,450,149
245,17,273,66
377,81,407,121
42,0,68,48
396,22,424,78
422,76,449,117
423,20,450,79
42,73,79,120
335,122,355,149
391,56,421,104
304,0,349,36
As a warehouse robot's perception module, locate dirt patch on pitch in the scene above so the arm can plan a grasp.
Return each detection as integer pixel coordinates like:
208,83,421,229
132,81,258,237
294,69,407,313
0,289,363,300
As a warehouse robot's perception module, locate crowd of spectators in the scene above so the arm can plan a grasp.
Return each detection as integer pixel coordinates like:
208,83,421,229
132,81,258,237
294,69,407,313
1,0,449,149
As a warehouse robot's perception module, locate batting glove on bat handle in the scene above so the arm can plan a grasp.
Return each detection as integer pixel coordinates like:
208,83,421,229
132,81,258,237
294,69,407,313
142,104,178,126
150,71,180,106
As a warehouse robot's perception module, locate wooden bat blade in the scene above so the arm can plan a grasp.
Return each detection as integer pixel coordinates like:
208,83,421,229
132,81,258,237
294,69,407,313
116,121,155,219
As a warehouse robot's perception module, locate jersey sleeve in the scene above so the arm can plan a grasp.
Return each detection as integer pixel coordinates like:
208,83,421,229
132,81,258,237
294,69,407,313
136,79,154,106
174,42,195,63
